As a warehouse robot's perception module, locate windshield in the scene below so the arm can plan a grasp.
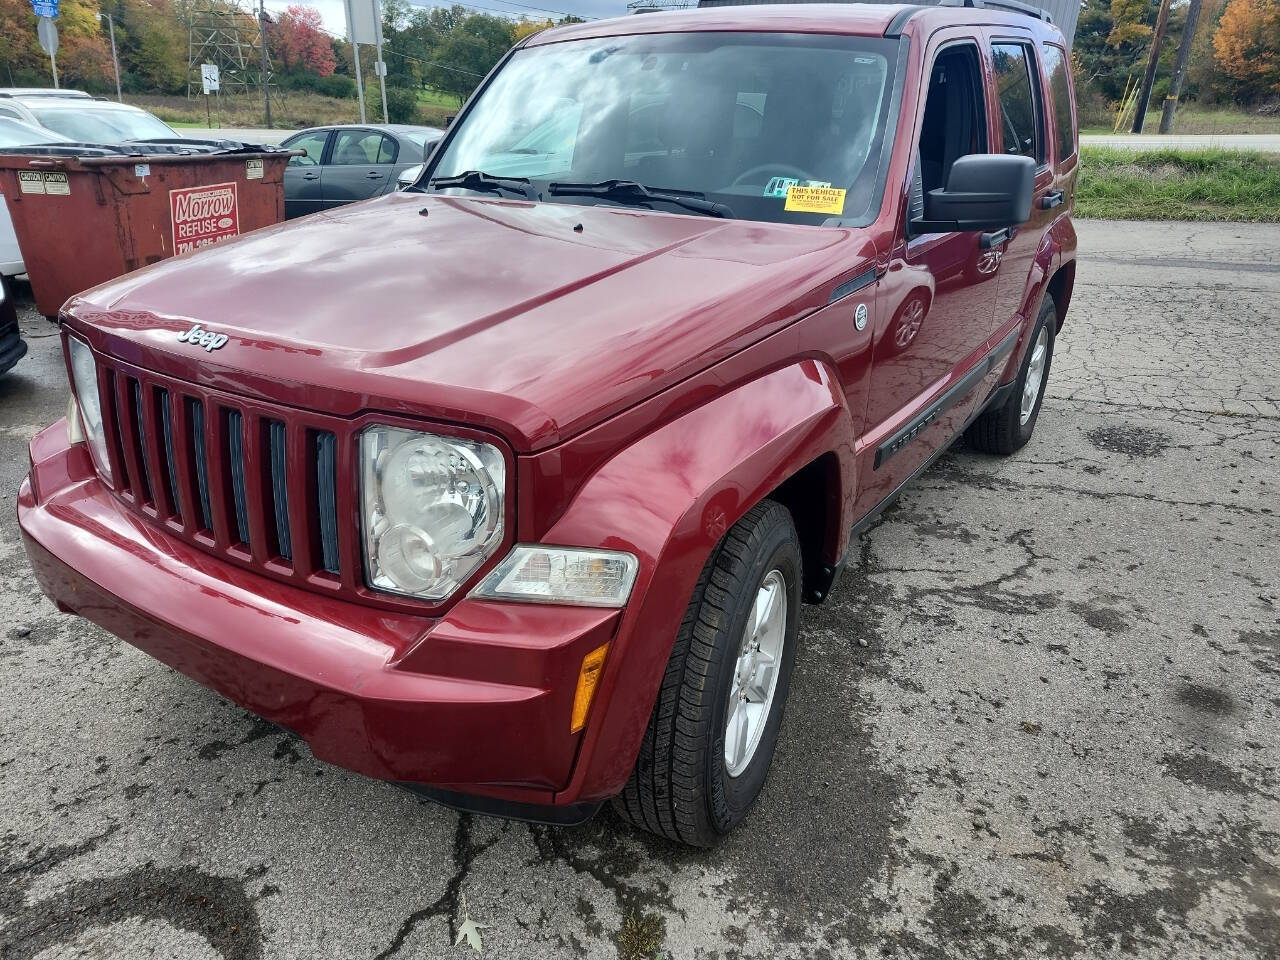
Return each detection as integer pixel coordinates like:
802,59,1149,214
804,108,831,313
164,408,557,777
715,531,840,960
431,31,900,225
32,107,176,143
0,119,65,148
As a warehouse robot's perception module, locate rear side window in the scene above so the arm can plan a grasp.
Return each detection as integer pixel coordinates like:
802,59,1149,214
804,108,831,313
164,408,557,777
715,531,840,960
991,43,1043,164
1041,44,1076,163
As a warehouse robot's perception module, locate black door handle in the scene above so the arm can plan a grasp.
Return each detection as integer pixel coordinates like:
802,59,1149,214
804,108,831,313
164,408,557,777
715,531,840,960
1040,188,1065,209
366,171,384,180
979,227,1011,249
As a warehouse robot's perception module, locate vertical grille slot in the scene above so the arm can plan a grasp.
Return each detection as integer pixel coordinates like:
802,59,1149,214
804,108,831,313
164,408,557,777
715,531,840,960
157,388,181,520
188,399,213,532
100,366,128,491
315,431,340,575
268,420,292,562
227,409,251,546
129,378,153,504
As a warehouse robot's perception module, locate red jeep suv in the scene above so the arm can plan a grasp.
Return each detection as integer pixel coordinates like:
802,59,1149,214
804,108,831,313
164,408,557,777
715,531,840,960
19,1,1078,846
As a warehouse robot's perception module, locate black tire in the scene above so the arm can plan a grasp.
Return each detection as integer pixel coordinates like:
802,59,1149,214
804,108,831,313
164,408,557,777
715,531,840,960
612,500,802,847
966,294,1057,455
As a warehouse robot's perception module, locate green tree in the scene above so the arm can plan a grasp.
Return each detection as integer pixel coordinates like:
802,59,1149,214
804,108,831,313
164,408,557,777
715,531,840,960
423,12,514,102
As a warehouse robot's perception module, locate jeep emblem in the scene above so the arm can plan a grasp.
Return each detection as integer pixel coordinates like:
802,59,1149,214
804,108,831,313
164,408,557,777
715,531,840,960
177,323,228,352
854,303,868,331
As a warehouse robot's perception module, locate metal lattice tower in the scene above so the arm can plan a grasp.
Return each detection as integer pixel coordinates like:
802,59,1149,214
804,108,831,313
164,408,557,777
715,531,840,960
186,4,274,99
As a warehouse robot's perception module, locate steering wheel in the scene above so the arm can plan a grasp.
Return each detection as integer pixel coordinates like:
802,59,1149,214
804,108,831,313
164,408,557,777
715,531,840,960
732,163,818,187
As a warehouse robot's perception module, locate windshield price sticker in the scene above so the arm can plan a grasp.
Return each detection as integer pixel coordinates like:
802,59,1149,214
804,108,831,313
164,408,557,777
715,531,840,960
785,185,846,215
763,176,798,199
169,182,239,255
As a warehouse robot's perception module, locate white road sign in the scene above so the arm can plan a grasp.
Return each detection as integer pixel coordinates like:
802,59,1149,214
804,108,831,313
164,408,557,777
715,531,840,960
201,63,220,94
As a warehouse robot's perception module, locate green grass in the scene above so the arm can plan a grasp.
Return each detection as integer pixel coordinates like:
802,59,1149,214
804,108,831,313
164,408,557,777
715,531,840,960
1076,147,1280,221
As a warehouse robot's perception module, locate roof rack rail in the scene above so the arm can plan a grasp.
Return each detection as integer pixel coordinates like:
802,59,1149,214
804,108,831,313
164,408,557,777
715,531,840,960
697,0,1050,22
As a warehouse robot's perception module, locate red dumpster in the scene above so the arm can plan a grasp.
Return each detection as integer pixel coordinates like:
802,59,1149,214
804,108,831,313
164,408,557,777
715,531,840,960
0,145,293,319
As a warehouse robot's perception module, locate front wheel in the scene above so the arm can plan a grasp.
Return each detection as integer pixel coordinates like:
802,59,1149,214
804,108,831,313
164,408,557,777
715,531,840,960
612,500,801,847
966,294,1057,455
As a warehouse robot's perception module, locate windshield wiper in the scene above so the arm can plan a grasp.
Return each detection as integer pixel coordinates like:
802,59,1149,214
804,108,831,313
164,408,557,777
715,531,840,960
548,179,733,219
429,170,532,199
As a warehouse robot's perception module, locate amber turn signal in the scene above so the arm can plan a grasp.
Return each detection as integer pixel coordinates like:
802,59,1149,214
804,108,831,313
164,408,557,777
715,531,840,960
570,642,610,733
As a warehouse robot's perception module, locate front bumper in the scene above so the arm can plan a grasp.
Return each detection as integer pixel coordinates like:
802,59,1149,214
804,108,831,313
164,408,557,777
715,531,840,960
18,422,619,817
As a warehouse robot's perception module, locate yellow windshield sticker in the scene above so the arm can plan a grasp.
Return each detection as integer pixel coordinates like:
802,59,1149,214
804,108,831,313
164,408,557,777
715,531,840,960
785,186,846,215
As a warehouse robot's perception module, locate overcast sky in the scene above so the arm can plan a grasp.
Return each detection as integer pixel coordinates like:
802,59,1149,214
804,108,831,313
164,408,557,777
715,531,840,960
262,0,633,37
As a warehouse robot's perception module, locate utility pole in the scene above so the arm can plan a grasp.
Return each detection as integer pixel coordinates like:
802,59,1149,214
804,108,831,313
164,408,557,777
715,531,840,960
374,0,389,123
1159,0,1202,134
258,0,272,128
343,0,367,124
1131,0,1173,134
99,12,122,101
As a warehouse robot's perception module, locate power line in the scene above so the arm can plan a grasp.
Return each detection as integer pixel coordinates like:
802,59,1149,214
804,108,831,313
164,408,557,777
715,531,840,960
308,19,489,76
468,0,598,20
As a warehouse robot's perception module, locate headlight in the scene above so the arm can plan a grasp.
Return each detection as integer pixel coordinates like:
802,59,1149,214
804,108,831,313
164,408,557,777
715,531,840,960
66,335,113,484
473,546,638,608
360,425,505,600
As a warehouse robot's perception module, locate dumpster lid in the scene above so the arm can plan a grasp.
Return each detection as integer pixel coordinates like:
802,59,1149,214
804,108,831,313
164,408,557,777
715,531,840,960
0,138,293,160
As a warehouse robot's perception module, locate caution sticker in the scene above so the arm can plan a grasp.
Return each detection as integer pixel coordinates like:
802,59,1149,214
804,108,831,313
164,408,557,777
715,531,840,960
784,185,846,215
17,171,44,195
246,158,263,180
43,172,70,196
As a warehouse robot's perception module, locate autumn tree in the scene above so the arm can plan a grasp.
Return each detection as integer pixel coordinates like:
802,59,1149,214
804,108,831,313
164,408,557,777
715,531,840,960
0,0,111,89
1213,0,1280,100
1107,0,1154,46
270,4,336,77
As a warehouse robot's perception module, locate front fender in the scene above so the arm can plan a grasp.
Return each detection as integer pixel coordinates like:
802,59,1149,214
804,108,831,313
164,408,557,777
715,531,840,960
545,359,856,803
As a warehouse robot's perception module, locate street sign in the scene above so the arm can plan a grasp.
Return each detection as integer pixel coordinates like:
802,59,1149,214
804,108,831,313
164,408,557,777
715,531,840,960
347,0,378,44
30,0,58,18
201,63,220,94
36,16,58,57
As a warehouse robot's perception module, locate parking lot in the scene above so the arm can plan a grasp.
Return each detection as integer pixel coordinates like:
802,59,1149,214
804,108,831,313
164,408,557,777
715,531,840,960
1,218,1277,958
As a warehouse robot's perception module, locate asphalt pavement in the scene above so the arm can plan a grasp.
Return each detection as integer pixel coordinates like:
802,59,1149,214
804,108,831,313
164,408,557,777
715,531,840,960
1,220,1277,959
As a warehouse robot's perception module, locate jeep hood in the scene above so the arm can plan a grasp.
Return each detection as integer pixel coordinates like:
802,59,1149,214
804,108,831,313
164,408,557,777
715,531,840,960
65,192,870,450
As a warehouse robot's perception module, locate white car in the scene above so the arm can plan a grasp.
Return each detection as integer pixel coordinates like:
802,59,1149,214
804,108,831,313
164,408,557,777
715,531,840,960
0,91,177,143
0,117,70,277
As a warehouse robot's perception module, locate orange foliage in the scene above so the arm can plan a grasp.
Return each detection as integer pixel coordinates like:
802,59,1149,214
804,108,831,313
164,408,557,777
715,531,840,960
1213,0,1280,98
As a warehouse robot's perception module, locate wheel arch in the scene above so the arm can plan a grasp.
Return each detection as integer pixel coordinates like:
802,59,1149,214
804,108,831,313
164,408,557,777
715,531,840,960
1045,258,1075,330
543,359,858,803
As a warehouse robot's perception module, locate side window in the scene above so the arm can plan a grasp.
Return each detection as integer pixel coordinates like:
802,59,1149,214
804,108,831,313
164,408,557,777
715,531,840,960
286,130,329,166
375,135,398,164
331,129,386,165
1042,44,1076,164
991,43,1043,165
913,43,988,219
0,106,24,120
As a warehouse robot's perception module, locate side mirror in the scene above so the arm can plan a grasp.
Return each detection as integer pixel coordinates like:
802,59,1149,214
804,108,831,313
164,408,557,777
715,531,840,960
921,154,1035,232
397,163,425,191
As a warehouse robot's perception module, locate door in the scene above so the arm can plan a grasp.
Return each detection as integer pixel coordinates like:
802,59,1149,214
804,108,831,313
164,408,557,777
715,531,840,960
856,38,1002,516
321,128,399,208
986,36,1055,336
282,129,331,219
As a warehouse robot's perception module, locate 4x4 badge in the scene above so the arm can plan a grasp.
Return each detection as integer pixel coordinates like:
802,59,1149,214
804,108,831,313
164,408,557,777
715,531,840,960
177,323,228,352
854,303,869,331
